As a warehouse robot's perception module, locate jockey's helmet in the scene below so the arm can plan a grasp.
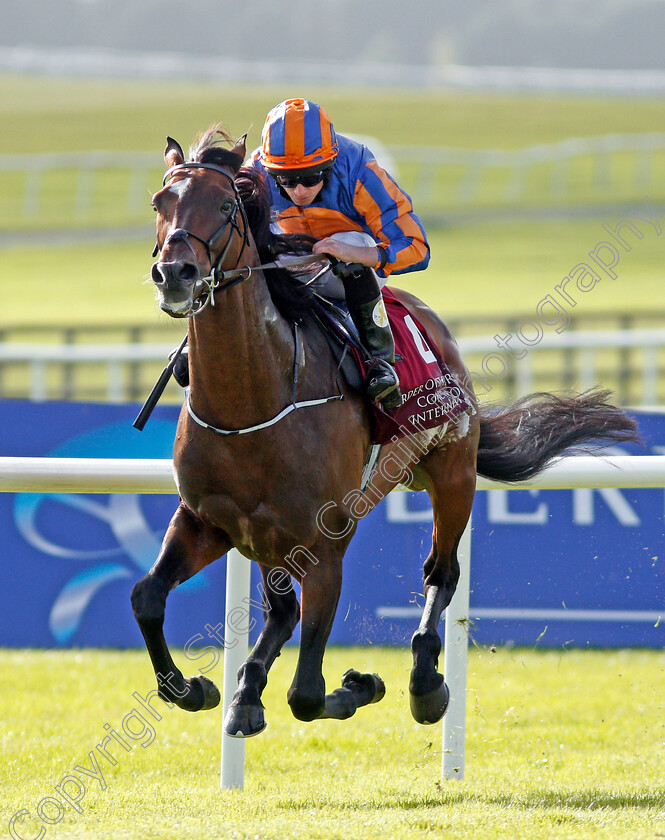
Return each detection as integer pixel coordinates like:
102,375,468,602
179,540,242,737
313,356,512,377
260,99,339,177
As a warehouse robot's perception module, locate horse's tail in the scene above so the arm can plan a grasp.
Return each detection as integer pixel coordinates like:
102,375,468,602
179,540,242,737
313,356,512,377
475,388,641,483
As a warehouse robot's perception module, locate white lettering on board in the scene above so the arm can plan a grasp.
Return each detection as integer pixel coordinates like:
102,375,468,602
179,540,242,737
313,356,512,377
572,488,641,526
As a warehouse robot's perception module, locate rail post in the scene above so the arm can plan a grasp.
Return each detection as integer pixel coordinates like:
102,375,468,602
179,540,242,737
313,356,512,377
220,548,252,790
442,517,472,779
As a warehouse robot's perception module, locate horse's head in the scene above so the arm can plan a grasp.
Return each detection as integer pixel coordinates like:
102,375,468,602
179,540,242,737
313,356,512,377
150,132,248,318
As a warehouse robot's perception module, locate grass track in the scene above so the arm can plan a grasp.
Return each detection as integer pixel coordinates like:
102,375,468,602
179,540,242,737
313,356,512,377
2,75,664,333
4,76,665,154
3,79,665,839
2,76,665,232
2,647,664,839
3,215,664,328
4,215,664,401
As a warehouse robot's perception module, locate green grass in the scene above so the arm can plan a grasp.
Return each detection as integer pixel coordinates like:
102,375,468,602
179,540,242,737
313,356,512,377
4,76,665,154
3,216,663,329
2,215,663,403
2,647,663,839
2,76,665,232
2,76,664,402
7,147,664,233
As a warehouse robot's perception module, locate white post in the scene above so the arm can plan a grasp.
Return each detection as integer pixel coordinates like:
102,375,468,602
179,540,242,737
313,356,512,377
220,548,252,790
442,515,472,780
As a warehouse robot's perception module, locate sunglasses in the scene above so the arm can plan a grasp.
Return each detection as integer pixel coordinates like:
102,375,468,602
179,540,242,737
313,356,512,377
275,171,327,189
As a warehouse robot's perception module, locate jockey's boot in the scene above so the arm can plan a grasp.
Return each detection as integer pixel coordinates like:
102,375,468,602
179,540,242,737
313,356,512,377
334,262,402,410
351,297,402,409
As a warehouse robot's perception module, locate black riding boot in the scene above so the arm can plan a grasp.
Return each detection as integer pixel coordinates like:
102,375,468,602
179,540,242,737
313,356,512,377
333,262,402,410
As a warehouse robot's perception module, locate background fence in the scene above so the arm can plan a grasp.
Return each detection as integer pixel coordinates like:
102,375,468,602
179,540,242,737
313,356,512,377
2,134,663,404
2,133,664,233
2,316,665,405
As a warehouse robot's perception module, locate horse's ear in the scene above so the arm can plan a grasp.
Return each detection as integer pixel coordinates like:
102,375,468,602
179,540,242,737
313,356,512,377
164,136,185,168
232,133,247,162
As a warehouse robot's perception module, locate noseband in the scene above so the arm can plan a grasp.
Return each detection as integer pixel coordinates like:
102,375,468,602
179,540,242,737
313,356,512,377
153,162,252,316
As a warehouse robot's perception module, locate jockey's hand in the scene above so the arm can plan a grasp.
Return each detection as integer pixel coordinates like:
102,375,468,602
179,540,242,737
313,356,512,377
312,238,380,269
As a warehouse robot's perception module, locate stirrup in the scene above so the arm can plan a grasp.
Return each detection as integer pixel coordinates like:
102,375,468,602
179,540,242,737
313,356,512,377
370,382,402,410
366,360,402,410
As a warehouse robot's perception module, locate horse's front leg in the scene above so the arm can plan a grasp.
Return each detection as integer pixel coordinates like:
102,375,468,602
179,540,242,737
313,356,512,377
224,563,300,738
131,503,231,712
287,551,385,723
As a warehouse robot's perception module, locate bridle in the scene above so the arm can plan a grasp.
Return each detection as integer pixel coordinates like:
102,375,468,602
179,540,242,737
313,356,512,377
153,161,252,316
153,160,333,317
139,158,344,434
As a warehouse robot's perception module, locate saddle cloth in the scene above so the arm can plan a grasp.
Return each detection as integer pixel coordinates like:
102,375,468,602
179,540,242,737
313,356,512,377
316,287,472,445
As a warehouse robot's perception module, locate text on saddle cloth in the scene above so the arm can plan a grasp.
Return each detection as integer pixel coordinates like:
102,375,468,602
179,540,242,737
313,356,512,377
362,288,472,445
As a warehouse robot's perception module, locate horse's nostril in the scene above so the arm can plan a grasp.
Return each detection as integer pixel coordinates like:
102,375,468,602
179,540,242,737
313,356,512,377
178,262,199,282
151,260,198,286
151,263,165,284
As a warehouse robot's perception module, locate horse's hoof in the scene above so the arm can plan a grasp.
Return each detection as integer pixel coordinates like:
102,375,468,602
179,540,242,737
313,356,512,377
341,669,386,705
409,680,450,725
369,673,386,704
190,675,221,711
223,703,267,738
168,675,220,712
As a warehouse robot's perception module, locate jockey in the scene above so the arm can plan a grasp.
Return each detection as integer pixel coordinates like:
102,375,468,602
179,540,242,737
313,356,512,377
250,98,430,410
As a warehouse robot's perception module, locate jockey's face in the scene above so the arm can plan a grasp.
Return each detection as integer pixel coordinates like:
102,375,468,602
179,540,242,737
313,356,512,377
280,180,325,206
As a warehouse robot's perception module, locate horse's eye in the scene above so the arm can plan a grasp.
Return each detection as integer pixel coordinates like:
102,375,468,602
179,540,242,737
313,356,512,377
221,199,234,213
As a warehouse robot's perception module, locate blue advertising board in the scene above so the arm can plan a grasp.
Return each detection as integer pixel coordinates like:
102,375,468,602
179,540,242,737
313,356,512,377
0,400,663,649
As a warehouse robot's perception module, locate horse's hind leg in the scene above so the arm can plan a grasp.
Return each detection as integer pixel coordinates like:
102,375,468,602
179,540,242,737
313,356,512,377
131,503,231,712
410,435,477,725
224,563,300,738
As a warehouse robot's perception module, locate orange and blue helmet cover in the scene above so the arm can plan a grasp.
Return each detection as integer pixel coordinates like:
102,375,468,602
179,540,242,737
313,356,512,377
261,98,339,171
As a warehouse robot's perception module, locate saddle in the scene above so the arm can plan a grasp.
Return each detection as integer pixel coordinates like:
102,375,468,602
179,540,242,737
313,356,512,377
311,288,472,445
310,295,365,392
166,289,471,449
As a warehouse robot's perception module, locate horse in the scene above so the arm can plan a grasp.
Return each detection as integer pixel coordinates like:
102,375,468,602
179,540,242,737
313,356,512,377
131,126,638,737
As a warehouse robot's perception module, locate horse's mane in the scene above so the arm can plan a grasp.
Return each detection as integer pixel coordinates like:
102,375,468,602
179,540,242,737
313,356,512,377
189,125,316,318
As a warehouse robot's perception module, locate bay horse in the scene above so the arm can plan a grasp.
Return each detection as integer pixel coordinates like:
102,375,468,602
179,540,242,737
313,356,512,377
131,126,638,737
